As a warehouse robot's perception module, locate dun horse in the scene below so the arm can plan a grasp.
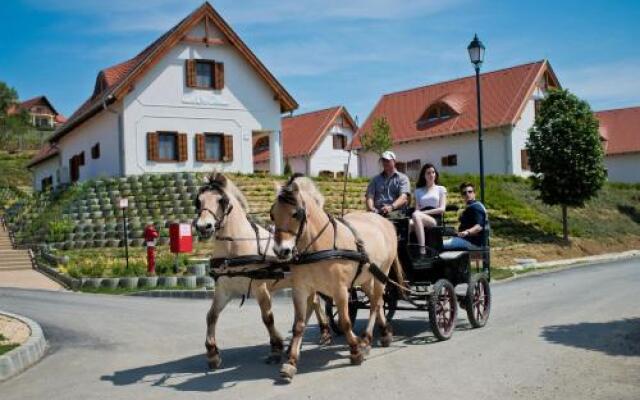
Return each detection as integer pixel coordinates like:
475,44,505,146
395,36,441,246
270,176,403,381
193,173,331,369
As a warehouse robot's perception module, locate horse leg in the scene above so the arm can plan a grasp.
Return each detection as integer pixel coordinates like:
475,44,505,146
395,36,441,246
335,287,365,365
254,284,285,364
358,282,379,355
205,284,232,369
375,283,393,348
280,287,310,382
305,293,332,345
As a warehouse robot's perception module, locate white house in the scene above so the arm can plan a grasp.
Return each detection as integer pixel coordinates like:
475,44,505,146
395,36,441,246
253,106,359,177
27,2,297,191
596,106,640,183
353,60,561,179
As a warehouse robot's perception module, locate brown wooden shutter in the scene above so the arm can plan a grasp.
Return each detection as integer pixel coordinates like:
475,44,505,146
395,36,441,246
222,134,233,162
195,134,205,161
177,133,188,162
441,156,448,167
185,59,196,88
214,62,224,90
79,151,85,166
147,132,159,161
521,149,530,170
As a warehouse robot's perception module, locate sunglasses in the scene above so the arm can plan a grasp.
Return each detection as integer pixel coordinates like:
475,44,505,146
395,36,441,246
462,189,474,194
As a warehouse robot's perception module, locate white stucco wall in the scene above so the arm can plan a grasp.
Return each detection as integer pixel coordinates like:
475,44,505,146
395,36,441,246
122,21,283,176
511,97,537,176
359,127,512,178
58,106,122,183
31,156,61,191
605,153,640,183
309,123,358,177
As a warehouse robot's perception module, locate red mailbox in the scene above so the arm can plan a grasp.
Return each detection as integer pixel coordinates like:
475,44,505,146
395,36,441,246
169,223,193,253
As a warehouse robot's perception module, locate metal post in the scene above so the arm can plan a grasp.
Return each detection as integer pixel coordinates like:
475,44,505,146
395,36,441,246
474,66,486,205
122,207,129,270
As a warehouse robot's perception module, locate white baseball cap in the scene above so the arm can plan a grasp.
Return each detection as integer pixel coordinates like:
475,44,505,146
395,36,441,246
380,150,396,161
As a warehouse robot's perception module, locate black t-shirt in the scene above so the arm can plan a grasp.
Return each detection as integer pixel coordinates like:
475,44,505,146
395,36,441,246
458,200,487,246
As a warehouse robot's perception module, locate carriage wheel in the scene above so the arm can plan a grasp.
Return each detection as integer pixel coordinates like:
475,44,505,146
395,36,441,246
428,279,458,341
465,273,491,328
323,290,359,335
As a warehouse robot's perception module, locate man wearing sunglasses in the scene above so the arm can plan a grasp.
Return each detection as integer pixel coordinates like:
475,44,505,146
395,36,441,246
443,182,487,250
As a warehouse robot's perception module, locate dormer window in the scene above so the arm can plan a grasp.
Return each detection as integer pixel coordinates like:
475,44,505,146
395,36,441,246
418,102,456,128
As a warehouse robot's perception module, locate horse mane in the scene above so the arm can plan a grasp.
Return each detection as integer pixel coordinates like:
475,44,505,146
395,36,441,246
223,177,250,212
283,175,325,209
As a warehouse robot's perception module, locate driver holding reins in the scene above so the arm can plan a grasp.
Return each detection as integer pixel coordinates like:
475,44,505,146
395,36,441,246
365,150,411,217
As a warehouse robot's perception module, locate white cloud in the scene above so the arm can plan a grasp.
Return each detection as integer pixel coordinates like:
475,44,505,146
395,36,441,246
562,61,640,110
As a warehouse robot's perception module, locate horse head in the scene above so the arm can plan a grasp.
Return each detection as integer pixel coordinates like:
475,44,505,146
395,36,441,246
194,172,234,239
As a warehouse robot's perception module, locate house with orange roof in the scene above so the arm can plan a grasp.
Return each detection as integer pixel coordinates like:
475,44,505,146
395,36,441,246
253,106,359,177
8,96,66,129
353,60,560,179
27,2,296,191
596,106,640,183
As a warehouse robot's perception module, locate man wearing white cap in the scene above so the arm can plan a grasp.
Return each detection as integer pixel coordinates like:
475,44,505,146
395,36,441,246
365,150,410,216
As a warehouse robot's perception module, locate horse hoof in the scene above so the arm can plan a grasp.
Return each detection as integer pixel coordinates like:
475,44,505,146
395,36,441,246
380,334,393,348
280,363,297,382
318,334,333,346
359,342,371,356
350,352,365,365
265,353,282,364
208,356,222,370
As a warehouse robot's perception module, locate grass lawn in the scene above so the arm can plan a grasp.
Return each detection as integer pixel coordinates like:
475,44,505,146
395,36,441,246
0,333,19,356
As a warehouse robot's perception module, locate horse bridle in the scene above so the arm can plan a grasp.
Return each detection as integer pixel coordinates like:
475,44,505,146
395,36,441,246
195,182,234,231
271,188,332,255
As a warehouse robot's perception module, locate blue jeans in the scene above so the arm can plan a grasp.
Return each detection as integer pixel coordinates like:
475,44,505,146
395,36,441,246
442,236,481,251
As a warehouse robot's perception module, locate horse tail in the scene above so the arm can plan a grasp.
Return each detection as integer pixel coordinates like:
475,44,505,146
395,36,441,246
390,256,408,300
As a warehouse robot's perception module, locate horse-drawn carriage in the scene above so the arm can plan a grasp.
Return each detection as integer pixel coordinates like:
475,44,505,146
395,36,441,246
324,207,492,341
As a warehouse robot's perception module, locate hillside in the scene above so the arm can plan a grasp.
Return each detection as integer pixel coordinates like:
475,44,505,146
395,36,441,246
0,151,35,188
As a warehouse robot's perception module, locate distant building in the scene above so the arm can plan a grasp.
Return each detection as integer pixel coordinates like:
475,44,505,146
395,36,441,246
9,96,66,129
27,2,297,191
353,60,560,179
596,106,640,183
254,106,359,177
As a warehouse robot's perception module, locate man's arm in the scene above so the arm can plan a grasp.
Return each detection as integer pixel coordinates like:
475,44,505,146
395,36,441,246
365,179,377,212
366,196,376,212
458,223,482,237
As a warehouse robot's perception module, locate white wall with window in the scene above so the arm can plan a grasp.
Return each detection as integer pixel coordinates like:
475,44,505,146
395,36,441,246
122,21,283,176
32,156,60,191
308,120,358,177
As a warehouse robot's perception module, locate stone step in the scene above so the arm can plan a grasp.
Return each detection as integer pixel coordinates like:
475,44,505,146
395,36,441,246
0,250,29,256
0,265,33,271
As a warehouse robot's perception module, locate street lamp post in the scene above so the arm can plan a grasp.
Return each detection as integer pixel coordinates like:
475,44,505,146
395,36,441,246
468,33,486,204
119,197,130,271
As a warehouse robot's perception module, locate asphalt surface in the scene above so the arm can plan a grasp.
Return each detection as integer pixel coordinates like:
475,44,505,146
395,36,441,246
0,259,639,400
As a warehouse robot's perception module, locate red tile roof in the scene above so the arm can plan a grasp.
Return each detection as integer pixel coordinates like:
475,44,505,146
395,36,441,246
14,96,60,116
26,143,59,168
254,106,357,162
50,1,297,143
353,60,559,147
596,106,640,155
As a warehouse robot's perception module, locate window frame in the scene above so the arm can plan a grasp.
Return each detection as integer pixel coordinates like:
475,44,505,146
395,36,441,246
201,133,224,162
332,134,347,150
156,131,179,162
441,154,458,167
91,143,100,159
194,60,215,89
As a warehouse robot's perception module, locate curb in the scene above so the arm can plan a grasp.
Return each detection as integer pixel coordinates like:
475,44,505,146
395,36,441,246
0,310,47,382
496,249,640,284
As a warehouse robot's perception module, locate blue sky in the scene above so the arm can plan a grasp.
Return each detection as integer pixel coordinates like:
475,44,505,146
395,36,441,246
1,0,639,122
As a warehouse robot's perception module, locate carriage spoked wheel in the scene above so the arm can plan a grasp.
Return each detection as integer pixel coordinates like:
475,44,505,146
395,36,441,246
465,273,491,328
428,279,458,341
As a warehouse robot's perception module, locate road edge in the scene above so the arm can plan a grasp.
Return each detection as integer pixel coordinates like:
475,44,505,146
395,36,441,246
495,249,640,284
0,310,47,382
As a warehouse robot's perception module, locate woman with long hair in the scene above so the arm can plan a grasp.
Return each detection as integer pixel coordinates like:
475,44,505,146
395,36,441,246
412,163,447,254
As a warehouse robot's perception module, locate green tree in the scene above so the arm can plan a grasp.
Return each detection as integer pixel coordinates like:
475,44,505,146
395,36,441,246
360,116,393,156
0,81,19,116
526,88,606,242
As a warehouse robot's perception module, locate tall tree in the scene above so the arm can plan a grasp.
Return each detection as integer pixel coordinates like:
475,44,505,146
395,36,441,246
0,81,19,116
527,88,606,242
360,116,393,157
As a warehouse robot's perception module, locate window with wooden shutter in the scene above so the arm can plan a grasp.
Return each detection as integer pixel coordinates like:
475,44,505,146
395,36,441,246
441,154,457,167
195,134,205,162
177,133,188,162
185,59,196,88
214,62,224,90
333,134,346,150
91,143,100,159
222,134,233,162
79,151,85,166
147,132,159,161
521,149,530,170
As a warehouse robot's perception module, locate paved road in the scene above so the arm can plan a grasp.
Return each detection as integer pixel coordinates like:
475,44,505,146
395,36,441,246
1,259,639,400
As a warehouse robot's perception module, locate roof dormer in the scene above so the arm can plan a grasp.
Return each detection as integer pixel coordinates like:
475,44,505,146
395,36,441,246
417,93,465,129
